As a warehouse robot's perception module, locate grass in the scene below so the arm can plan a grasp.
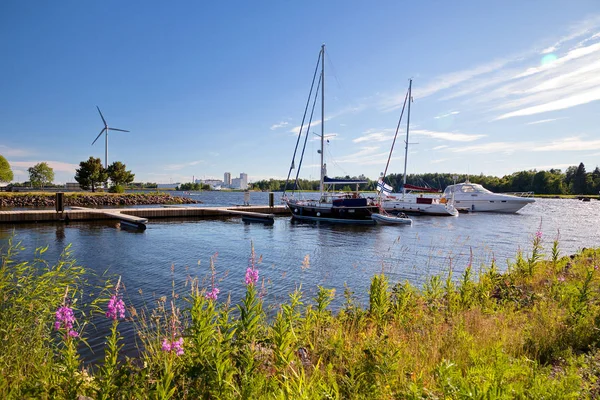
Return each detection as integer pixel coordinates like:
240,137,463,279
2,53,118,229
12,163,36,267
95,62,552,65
1,234,600,399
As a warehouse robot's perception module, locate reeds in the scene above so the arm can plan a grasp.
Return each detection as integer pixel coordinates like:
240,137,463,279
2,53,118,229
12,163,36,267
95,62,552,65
1,232,599,398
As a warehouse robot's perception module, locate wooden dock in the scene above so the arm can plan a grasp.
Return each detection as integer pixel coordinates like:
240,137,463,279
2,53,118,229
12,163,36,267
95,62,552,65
0,205,289,226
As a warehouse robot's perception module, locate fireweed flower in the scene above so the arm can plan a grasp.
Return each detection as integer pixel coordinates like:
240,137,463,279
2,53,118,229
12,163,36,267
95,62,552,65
161,337,184,356
535,230,543,240
106,294,126,320
245,267,259,285
204,287,220,301
55,305,78,337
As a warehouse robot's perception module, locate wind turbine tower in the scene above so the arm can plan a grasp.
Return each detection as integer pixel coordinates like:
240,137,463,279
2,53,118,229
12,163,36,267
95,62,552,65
92,106,130,168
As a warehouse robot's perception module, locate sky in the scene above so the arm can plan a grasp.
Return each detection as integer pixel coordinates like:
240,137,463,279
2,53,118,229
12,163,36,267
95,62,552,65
1,1,600,184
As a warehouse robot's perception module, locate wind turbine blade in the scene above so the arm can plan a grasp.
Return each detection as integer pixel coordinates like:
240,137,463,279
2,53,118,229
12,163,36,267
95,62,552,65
108,128,130,132
92,127,107,145
96,106,107,126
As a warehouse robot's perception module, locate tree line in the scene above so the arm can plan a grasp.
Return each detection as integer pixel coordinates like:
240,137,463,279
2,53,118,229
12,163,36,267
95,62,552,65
0,154,136,192
251,162,600,195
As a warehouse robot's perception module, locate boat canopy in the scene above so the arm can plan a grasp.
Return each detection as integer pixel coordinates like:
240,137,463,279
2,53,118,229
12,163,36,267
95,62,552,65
402,183,441,193
323,176,369,185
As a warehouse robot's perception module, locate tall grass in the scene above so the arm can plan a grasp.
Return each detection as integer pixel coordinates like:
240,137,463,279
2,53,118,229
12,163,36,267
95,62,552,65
1,233,600,398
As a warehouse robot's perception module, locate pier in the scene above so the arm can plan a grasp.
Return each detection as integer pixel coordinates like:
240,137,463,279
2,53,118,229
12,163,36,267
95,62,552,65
0,205,289,227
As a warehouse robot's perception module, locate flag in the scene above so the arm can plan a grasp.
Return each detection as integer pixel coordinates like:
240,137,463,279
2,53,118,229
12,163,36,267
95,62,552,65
376,179,393,195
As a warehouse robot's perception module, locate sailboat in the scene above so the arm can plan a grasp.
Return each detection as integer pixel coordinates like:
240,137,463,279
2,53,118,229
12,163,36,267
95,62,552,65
379,79,459,217
283,45,380,224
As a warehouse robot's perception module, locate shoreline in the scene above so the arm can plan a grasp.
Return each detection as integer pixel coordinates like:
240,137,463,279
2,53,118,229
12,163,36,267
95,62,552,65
0,192,200,208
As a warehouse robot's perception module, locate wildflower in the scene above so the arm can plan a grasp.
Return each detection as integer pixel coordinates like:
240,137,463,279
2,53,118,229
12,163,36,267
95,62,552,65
55,305,78,338
106,294,126,320
535,230,543,240
204,287,220,301
172,337,184,356
245,267,259,285
161,337,184,356
558,275,566,282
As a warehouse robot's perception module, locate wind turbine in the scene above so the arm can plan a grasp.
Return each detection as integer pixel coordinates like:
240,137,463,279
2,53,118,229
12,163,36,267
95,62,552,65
92,106,130,168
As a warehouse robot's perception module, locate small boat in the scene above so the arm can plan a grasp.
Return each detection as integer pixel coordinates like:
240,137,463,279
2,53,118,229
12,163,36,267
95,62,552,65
282,45,379,224
371,212,412,225
442,181,535,213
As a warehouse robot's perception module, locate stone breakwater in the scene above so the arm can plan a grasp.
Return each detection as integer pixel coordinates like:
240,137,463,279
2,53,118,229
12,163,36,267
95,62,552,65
0,193,200,208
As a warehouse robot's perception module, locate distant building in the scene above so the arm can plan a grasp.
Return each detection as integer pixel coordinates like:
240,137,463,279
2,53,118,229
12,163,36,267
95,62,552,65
224,172,231,187
65,182,82,190
230,173,248,190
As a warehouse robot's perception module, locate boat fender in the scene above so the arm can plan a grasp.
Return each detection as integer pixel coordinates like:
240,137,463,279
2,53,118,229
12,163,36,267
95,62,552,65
316,212,321,216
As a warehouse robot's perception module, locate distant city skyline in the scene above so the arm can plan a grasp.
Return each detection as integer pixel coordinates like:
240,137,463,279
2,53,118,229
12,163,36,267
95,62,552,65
1,2,600,184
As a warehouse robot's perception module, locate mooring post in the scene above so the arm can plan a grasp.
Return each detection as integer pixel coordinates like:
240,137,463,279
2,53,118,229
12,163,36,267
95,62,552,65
269,192,274,208
55,192,64,213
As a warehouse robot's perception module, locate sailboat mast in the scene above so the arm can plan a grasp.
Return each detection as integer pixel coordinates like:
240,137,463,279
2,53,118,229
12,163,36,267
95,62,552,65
402,79,412,198
319,44,325,197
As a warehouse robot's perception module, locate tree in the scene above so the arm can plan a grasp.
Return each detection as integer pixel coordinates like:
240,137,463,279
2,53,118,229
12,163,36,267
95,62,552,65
75,157,108,192
0,155,13,183
27,162,54,189
106,161,135,189
572,162,587,194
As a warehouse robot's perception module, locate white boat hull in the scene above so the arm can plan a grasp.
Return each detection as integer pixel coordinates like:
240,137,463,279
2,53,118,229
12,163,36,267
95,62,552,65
454,198,534,213
382,199,458,216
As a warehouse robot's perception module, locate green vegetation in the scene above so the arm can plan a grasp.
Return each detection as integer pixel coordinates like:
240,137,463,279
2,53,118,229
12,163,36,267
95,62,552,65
28,162,55,190
256,162,600,195
75,157,108,192
106,161,135,193
2,235,600,398
176,182,211,191
0,154,13,183
74,157,135,193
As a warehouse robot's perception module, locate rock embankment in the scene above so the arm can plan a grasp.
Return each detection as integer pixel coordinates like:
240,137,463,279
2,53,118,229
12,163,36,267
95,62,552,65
0,193,200,208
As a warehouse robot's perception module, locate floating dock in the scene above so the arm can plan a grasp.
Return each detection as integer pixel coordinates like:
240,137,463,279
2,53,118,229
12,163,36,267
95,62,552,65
0,205,289,227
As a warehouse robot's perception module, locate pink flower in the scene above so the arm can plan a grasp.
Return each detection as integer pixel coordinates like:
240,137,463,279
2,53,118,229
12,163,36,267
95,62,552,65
55,305,78,338
535,230,542,240
204,287,220,301
162,337,184,356
106,294,126,320
172,337,184,356
245,267,259,285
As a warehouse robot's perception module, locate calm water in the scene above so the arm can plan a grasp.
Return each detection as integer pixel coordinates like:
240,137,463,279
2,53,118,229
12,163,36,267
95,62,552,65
1,192,599,362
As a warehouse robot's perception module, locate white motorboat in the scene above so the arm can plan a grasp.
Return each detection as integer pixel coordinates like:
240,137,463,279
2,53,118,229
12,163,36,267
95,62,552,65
442,181,535,213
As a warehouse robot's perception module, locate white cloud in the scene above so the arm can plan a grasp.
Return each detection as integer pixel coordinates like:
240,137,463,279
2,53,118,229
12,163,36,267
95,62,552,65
525,118,566,125
352,129,395,143
432,145,449,150
446,141,534,154
0,145,32,157
530,163,577,171
270,121,289,130
534,136,600,151
431,158,449,164
411,129,486,142
434,111,460,119
9,160,79,172
164,160,205,171
516,41,600,79
496,85,600,120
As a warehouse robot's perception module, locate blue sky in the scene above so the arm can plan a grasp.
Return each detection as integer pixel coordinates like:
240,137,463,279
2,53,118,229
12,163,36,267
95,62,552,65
1,1,599,184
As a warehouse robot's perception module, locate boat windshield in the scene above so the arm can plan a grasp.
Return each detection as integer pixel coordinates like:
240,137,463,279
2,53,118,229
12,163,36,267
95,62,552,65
443,183,493,196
